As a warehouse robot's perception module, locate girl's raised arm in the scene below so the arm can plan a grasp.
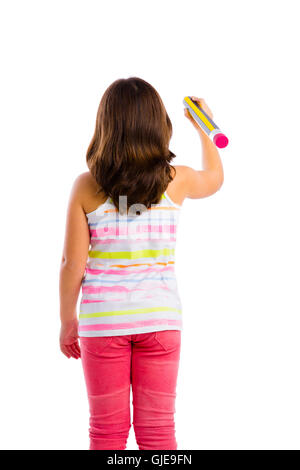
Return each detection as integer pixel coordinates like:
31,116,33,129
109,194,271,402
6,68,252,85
181,97,224,199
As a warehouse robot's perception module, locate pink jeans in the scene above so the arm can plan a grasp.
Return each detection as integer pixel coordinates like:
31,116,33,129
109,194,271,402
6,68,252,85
79,330,181,450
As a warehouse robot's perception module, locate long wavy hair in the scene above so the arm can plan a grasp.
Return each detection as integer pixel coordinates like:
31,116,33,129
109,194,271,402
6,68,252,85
86,77,177,215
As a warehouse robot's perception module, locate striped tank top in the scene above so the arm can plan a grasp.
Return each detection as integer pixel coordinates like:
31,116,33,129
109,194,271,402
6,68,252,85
78,190,183,337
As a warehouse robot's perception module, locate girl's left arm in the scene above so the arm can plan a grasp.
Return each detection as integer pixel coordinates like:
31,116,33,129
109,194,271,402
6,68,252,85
59,175,90,359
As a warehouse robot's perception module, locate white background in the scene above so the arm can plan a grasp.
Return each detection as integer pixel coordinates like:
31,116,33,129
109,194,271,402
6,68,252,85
0,0,299,450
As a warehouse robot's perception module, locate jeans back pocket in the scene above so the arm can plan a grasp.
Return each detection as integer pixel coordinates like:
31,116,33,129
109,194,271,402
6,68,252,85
154,330,181,352
80,336,113,356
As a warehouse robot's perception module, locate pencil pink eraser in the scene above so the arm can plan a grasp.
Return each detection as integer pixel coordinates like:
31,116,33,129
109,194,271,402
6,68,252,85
213,133,229,148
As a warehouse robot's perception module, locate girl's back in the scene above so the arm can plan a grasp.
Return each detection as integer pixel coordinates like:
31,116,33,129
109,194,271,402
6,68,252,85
78,170,183,337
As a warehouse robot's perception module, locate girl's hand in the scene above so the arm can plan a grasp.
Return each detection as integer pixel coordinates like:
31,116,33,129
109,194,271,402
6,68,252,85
184,96,214,132
60,318,81,359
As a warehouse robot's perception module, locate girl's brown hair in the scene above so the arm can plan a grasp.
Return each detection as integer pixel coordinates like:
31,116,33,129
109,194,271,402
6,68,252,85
86,77,177,215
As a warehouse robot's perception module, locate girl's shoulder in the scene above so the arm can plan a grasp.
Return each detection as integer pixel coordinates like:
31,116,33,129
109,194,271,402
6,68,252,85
166,165,187,207
72,171,107,215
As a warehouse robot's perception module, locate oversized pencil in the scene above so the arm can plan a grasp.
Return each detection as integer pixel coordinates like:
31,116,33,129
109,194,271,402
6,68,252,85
183,96,229,148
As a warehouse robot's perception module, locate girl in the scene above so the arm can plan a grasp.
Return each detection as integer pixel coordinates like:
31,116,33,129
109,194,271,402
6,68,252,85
59,77,224,450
